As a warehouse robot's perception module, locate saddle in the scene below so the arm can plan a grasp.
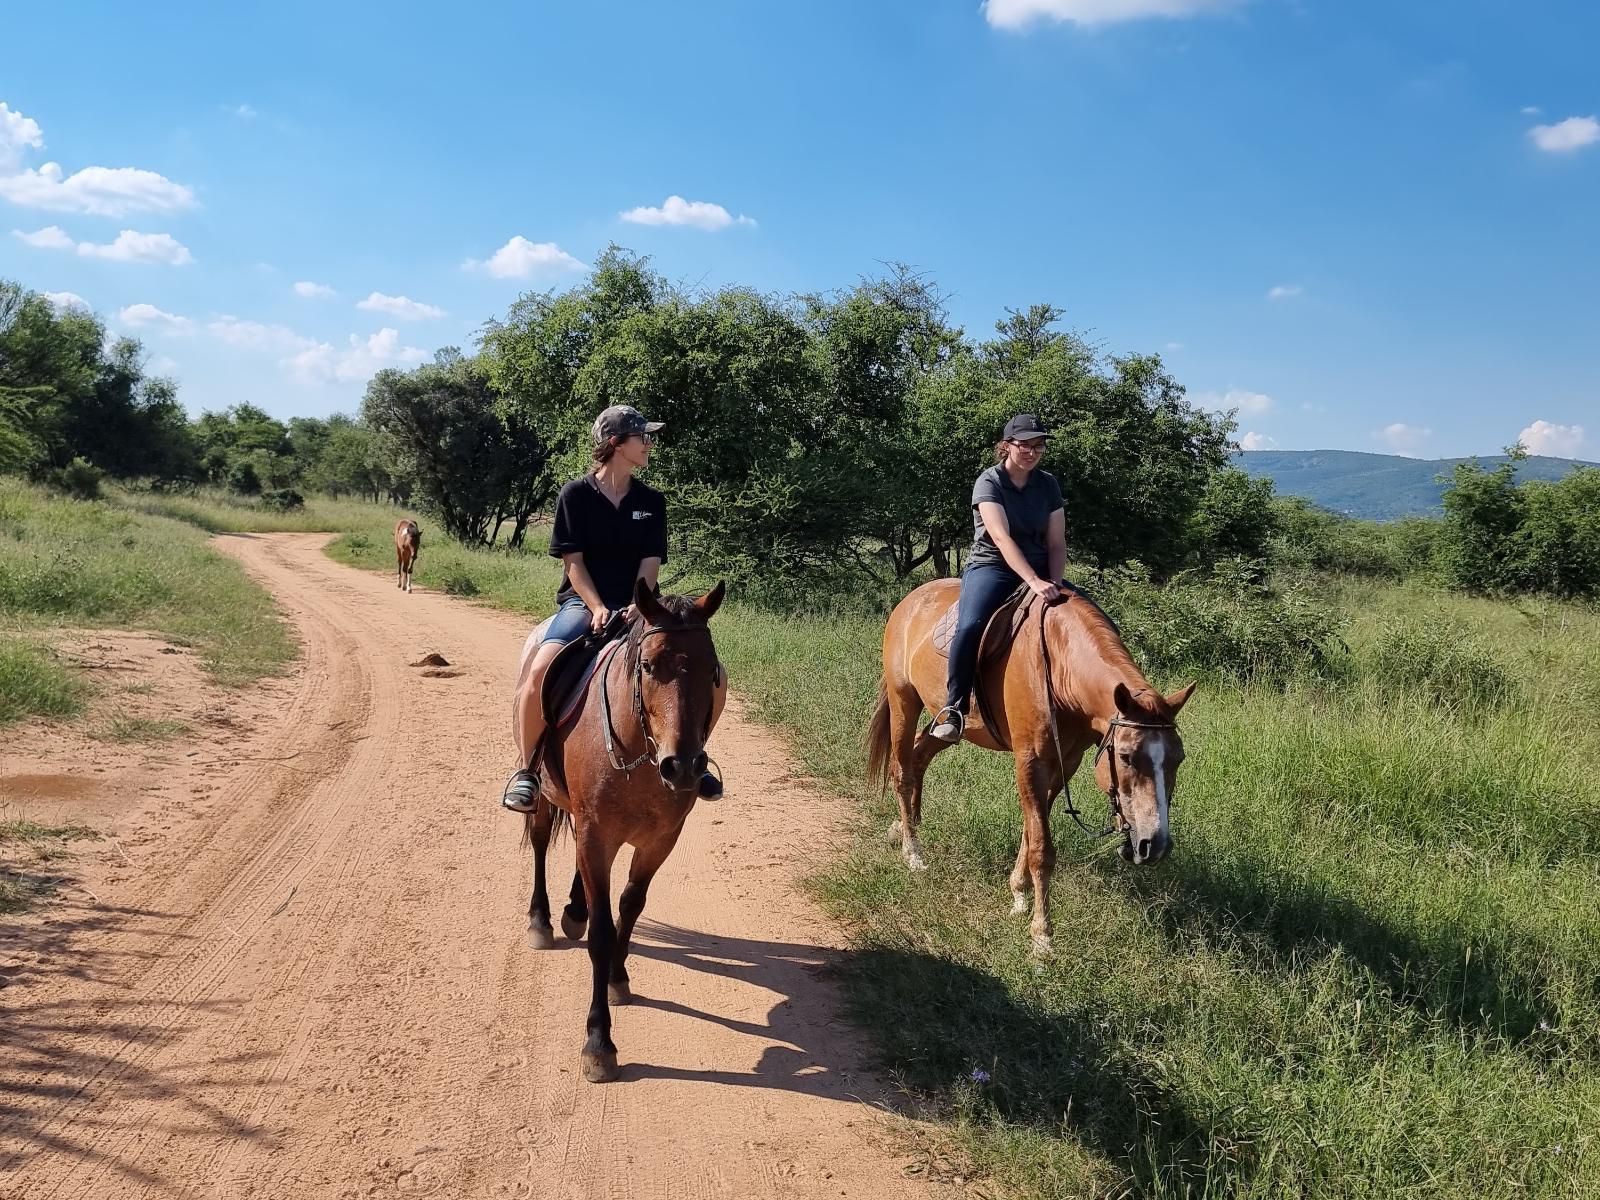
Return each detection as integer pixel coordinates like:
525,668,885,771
541,609,631,729
931,585,1034,738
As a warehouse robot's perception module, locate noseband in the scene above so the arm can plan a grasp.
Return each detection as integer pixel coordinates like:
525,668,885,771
600,621,721,789
1037,601,1176,839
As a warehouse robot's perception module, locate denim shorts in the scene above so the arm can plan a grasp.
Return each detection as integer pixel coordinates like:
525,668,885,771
540,596,594,646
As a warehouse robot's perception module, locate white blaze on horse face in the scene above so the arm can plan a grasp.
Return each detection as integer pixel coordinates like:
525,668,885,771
1149,739,1169,834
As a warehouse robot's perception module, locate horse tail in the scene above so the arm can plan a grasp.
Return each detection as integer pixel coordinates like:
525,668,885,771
865,677,892,794
519,795,572,848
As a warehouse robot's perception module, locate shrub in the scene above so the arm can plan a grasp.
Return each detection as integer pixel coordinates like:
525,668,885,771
1097,558,1344,684
1364,616,1517,708
260,488,304,512
42,456,105,500
227,459,262,496
438,563,480,596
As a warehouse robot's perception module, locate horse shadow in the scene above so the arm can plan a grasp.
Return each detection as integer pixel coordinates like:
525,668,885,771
610,920,1235,1192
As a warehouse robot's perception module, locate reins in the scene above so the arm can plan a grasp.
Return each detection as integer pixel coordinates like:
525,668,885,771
1036,598,1175,840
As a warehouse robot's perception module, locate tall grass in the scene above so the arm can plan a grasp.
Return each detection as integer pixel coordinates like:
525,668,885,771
0,479,297,720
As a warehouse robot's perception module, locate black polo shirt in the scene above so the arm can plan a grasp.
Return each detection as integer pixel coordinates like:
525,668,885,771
548,475,668,610
967,464,1063,577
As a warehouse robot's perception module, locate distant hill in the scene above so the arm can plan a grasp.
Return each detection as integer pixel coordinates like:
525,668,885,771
1235,449,1597,521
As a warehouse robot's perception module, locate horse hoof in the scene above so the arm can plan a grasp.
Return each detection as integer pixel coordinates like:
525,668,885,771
581,1048,619,1083
561,911,588,941
885,820,903,847
608,981,632,1006
906,853,927,872
527,923,556,951
1030,933,1054,958
1010,892,1029,916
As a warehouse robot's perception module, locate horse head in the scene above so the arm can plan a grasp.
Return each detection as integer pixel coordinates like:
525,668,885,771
1094,681,1196,865
632,578,726,793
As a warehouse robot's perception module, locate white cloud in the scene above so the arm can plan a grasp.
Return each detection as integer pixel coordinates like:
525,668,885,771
619,195,756,231
356,291,445,320
147,355,179,374
1267,283,1303,301
0,102,45,169
465,236,586,280
14,225,192,264
1521,106,1542,117
232,104,258,120
984,0,1239,29
1238,431,1277,450
0,162,196,217
1163,341,1184,352
1376,422,1432,455
0,103,196,216
1517,419,1586,458
285,328,428,385
1528,115,1600,154
119,303,193,332
78,230,193,264
13,225,75,249
207,315,313,353
43,290,88,311
1194,388,1274,415
293,280,336,298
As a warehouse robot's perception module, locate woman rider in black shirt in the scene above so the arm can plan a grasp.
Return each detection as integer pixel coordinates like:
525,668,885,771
502,405,726,810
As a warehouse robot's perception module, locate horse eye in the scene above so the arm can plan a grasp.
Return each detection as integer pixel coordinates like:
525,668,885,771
641,659,656,676
1119,751,1134,764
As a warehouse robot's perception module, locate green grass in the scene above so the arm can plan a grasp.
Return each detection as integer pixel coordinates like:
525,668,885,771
72,487,1600,1197
0,478,297,726
0,818,100,914
92,713,189,743
0,635,85,723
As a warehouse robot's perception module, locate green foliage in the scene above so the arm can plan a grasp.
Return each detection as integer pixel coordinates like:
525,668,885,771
1364,616,1517,708
1440,449,1600,599
363,350,550,546
0,636,85,724
259,488,305,512
42,456,105,500
1097,558,1344,684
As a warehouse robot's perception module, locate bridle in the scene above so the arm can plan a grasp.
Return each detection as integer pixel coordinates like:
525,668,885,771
600,619,721,789
1037,598,1176,840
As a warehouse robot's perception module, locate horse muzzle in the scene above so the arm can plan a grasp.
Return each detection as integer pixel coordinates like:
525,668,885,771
1119,828,1171,865
658,749,708,792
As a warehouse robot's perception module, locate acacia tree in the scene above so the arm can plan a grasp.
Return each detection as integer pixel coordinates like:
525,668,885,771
363,350,551,546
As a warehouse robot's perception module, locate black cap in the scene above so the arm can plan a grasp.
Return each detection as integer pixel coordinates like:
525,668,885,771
1003,413,1050,442
592,405,665,446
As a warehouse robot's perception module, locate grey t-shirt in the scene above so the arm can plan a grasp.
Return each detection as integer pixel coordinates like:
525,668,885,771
967,465,1064,577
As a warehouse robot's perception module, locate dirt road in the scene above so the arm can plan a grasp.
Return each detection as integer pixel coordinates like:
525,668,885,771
1,534,944,1199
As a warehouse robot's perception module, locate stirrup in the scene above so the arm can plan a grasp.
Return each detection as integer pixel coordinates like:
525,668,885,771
927,706,966,743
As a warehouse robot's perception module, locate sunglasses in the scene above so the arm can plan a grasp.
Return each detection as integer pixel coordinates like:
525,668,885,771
1010,438,1046,451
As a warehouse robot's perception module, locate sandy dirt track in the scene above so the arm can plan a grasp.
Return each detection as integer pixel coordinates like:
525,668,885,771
0,533,948,1199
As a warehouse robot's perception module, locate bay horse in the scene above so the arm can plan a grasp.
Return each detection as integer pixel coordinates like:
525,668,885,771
522,578,726,1082
394,519,421,592
867,579,1195,955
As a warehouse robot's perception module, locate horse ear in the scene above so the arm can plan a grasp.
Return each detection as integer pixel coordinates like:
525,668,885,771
1164,682,1197,713
695,581,726,621
1113,682,1137,717
635,577,664,622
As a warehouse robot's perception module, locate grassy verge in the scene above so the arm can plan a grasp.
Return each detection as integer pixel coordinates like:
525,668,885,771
0,478,297,725
0,819,100,914
94,489,1600,1197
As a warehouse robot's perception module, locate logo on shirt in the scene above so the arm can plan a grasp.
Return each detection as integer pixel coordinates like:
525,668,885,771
632,510,653,521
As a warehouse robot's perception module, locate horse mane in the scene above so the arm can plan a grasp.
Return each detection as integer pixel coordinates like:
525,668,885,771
1054,594,1173,721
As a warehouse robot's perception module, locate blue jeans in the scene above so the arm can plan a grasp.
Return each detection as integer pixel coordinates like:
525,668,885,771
945,563,1025,713
540,596,593,646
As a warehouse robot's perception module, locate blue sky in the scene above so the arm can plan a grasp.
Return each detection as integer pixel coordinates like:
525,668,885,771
2,0,1595,459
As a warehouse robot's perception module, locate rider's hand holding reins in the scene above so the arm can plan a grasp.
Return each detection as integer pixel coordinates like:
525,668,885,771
1027,577,1061,603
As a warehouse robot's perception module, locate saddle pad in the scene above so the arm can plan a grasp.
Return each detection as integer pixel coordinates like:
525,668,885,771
551,639,624,729
931,586,1033,662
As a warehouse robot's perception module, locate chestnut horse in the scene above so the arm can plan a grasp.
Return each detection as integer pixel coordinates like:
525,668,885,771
523,579,726,1082
867,579,1195,955
394,519,421,592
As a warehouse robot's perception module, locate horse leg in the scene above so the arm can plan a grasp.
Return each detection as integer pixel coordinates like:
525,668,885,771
608,819,687,1006
525,802,556,950
576,833,620,1082
1009,836,1031,915
561,868,588,941
396,549,403,589
1017,752,1058,956
884,684,933,870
